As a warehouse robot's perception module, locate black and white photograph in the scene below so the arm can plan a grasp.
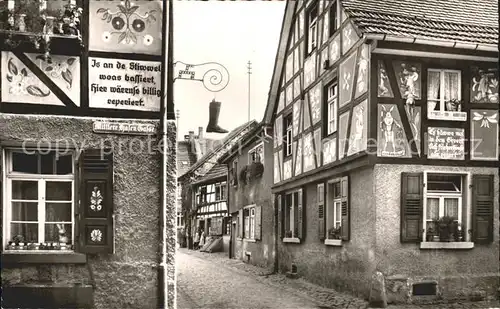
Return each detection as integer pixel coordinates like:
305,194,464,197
0,0,499,309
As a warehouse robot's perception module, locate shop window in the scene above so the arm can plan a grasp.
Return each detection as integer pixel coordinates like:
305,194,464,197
2,148,114,254
427,69,466,121
401,173,494,247
324,81,338,137
329,1,338,37
306,1,318,54
283,113,293,157
248,143,264,166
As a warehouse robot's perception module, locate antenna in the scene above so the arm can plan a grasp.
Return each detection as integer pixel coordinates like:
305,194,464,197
247,60,252,123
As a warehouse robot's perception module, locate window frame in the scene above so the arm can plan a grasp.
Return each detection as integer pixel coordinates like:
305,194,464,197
328,0,338,37
324,81,338,137
427,68,466,121
242,205,256,240
283,113,293,158
3,148,75,252
306,1,319,55
325,178,342,242
283,190,299,241
422,171,471,243
248,142,265,166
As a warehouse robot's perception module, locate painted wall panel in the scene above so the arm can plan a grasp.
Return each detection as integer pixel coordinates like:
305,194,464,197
377,104,411,158
338,111,350,159
309,83,322,124
323,137,337,165
341,22,358,55
354,44,369,99
378,60,394,98
471,110,499,160
470,67,499,104
339,52,356,108
348,100,368,156
303,132,315,172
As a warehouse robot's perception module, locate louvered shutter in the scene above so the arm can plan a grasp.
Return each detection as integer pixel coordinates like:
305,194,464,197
0,146,3,239
317,183,325,240
297,189,304,240
340,176,350,241
472,174,494,244
238,209,243,238
277,194,284,239
78,149,114,254
254,206,262,240
400,173,423,243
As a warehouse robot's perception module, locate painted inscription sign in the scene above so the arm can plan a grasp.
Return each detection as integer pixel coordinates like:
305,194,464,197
93,121,157,135
427,127,465,160
88,57,162,111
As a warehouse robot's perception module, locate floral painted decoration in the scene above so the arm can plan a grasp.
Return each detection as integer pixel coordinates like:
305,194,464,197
97,0,157,45
6,58,50,97
35,55,76,90
90,229,103,242
90,187,103,211
471,69,499,103
473,111,498,128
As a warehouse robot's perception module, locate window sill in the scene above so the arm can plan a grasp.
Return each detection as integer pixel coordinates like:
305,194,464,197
283,237,300,244
1,251,87,265
324,239,342,246
244,238,256,243
420,242,474,250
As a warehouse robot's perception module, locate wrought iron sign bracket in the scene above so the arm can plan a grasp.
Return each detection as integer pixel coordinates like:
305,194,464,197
173,61,230,93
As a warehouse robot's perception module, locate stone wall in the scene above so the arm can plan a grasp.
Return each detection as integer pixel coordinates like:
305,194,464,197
0,114,163,309
374,164,500,303
277,166,377,299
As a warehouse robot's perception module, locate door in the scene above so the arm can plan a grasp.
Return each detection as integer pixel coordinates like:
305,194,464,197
230,219,237,259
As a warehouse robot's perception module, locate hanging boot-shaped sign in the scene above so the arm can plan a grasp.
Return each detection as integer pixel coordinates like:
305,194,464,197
206,99,228,134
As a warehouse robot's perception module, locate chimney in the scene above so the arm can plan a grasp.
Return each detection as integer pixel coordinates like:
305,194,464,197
198,126,204,139
188,131,194,140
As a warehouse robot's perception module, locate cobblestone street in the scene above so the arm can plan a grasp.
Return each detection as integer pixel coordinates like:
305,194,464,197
176,248,500,309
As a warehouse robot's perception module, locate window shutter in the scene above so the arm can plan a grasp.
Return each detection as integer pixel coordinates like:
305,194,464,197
472,174,494,244
340,176,350,241
277,194,284,239
400,173,423,243
78,149,114,254
254,206,262,240
297,189,304,240
238,209,243,238
317,183,325,240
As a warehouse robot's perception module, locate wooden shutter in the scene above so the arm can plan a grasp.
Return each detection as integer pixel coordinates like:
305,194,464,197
400,173,423,243
340,176,350,241
238,209,243,238
277,194,284,239
297,189,304,240
317,183,325,240
472,174,494,244
78,149,114,254
254,206,262,240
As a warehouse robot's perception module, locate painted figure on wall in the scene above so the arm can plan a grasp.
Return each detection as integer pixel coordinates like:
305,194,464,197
348,102,366,155
394,61,421,121
471,110,499,160
471,67,499,103
378,60,393,98
379,105,405,156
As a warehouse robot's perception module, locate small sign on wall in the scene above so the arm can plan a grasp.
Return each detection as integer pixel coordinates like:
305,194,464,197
93,121,157,135
427,127,465,160
88,57,162,112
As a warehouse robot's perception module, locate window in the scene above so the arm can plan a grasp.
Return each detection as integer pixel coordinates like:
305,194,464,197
329,1,338,37
243,207,255,239
215,183,226,201
326,180,342,240
325,81,338,136
424,173,464,241
231,160,238,186
4,150,74,250
284,191,299,238
306,2,319,54
248,143,264,165
427,69,466,120
283,113,293,157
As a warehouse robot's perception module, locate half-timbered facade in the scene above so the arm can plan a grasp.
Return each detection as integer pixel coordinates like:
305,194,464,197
0,1,173,308
264,0,498,304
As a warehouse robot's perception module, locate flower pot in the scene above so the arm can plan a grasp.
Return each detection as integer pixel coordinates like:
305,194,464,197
438,224,450,242
432,235,440,242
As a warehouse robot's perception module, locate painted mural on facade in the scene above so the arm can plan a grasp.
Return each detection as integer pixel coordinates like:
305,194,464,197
341,22,359,54
470,67,499,104
348,99,367,156
304,52,317,89
1,52,68,106
354,44,369,99
393,61,421,104
377,104,411,158
339,52,356,107
405,106,421,155
378,60,394,98
329,35,340,65
309,83,321,124
471,109,499,160
323,137,336,165
338,111,350,159
427,127,465,160
89,0,163,55
303,132,315,172
295,138,303,176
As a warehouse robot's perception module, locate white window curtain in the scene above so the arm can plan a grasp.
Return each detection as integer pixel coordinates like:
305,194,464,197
427,72,440,100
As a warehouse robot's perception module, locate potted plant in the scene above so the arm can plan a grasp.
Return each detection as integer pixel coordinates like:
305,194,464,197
328,227,342,240
285,230,293,238
446,99,462,112
435,216,455,242
426,226,436,242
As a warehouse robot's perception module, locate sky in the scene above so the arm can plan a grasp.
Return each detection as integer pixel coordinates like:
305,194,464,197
173,1,286,140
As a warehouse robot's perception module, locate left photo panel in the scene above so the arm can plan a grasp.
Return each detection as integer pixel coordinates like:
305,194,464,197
0,0,176,308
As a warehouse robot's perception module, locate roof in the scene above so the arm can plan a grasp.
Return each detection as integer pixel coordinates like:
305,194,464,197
192,164,227,185
218,123,265,164
177,141,197,176
179,120,259,179
343,0,498,45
